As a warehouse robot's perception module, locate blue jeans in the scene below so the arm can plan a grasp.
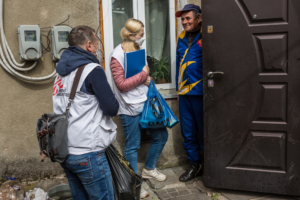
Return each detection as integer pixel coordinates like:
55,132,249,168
120,114,169,174
179,95,204,164
60,151,114,200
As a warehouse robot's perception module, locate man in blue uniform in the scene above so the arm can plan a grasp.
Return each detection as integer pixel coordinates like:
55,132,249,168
175,4,203,182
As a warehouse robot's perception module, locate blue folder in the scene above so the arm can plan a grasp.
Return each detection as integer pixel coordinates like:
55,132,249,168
124,49,146,79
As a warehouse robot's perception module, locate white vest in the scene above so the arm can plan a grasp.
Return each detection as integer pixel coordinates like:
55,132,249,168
109,44,148,116
53,63,117,155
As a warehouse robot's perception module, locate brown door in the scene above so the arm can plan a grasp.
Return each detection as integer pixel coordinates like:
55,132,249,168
203,0,300,195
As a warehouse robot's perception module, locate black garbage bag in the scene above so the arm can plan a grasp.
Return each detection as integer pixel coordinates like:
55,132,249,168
106,145,138,200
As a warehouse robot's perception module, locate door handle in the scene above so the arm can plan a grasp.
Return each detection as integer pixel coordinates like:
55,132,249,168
208,71,224,78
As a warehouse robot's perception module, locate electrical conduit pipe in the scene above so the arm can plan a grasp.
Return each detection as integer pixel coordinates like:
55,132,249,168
0,0,57,82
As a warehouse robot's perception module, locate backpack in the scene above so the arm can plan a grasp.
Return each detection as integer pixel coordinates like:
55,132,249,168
36,65,86,163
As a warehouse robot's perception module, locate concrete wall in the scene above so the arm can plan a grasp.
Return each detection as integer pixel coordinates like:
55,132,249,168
0,0,201,180
0,0,100,180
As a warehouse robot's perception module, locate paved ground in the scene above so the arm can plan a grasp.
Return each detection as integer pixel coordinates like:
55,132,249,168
141,165,300,200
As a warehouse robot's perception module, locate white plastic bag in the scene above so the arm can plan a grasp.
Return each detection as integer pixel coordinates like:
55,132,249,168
26,188,48,200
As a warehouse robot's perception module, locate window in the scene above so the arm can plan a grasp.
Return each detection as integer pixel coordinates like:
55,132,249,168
25,31,37,42
102,0,176,90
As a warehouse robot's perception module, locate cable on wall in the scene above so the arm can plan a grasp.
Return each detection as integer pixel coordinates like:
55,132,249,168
0,0,58,82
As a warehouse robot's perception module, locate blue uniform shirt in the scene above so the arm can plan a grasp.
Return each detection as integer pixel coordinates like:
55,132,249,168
176,28,203,95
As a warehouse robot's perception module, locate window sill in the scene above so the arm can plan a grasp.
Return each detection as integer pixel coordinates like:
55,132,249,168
161,93,178,99
158,88,177,99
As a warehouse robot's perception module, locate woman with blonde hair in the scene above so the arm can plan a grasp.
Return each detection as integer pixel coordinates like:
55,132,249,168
109,18,169,198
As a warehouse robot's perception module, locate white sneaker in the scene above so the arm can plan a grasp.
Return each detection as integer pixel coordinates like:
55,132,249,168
140,187,149,199
142,168,167,182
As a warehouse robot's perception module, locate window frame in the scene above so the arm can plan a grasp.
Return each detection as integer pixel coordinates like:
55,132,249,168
102,0,177,90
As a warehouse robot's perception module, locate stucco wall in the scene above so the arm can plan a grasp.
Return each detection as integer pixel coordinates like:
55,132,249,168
188,0,202,6
0,0,100,179
0,0,201,180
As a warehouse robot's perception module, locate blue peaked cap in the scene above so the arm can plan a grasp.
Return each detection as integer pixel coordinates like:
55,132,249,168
176,4,201,17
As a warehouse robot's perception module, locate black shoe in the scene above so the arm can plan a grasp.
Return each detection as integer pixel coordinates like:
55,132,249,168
179,164,201,182
197,163,204,177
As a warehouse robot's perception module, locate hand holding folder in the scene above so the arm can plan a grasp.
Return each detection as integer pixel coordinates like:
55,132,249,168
124,49,146,79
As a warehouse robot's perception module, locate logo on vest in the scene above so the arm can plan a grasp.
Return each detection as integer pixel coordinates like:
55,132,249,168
53,76,63,96
197,39,202,47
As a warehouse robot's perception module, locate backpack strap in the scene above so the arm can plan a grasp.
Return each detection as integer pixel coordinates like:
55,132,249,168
39,118,49,162
40,65,86,162
66,64,86,111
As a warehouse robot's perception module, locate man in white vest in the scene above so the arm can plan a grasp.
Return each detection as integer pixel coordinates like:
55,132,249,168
53,25,119,200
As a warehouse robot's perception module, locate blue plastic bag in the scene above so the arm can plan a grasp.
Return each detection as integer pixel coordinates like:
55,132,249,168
140,80,179,129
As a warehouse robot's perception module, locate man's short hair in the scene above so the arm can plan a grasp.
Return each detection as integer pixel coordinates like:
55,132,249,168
68,25,96,47
192,10,201,19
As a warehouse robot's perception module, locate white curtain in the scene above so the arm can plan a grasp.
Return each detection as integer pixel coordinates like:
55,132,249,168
145,0,170,61
112,0,133,48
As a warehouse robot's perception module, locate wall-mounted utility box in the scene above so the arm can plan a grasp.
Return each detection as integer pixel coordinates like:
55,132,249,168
51,26,72,61
18,25,42,61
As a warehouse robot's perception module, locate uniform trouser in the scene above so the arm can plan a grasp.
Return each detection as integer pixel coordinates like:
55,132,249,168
179,95,204,165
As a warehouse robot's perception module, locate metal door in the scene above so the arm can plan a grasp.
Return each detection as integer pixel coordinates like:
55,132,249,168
203,0,300,195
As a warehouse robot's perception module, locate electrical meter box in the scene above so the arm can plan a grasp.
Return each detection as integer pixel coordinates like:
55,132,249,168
51,26,72,61
18,25,42,61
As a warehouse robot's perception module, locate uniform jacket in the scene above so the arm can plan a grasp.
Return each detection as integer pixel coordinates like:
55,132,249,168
176,28,203,95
